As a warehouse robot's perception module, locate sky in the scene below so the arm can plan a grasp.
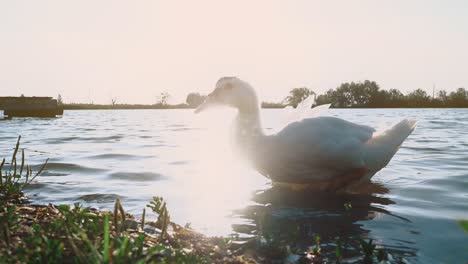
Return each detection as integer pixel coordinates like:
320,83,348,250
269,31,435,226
0,0,467,104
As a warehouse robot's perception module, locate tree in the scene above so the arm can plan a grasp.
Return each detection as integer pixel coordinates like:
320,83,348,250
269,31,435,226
386,89,406,107
283,87,315,107
56,94,63,105
438,90,448,101
349,82,368,105
111,97,117,108
362,80,383,107
407,89,430,107
156,92,170,106
449,88,468,107
329,84,352,107
331,80,382,107
185,93,207,108
315,91,333,105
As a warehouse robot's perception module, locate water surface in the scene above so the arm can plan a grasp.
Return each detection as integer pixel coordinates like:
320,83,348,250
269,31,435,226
1,109,467,263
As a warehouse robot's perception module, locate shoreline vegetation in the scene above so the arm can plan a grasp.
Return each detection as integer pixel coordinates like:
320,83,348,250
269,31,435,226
61,80,468,110
0,138,404,263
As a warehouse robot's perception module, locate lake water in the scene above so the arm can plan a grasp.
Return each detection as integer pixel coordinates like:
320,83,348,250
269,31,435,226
1,109,467,263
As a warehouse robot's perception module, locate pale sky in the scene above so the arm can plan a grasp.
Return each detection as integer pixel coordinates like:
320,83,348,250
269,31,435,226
0,0,467,104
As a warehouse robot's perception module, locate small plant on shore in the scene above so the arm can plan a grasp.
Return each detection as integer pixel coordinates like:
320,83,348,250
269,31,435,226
0,136,48,201
335,238,343,263
360,238,377,263
147,196,170,238
458,219,468,232
0,203,19,247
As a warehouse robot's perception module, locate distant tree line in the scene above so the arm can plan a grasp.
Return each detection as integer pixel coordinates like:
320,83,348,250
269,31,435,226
60,81,468,110
314,81,468,108
280,81,468,108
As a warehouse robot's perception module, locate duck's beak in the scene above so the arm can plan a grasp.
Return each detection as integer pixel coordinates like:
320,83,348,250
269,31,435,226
194,95,215,114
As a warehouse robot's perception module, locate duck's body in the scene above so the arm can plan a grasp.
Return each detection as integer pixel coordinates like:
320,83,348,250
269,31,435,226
197,77,416,190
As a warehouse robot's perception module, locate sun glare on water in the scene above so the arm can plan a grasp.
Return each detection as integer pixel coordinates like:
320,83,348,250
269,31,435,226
163,109,266,235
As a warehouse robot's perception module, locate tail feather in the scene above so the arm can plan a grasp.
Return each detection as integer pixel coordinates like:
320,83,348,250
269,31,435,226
363,119,416,174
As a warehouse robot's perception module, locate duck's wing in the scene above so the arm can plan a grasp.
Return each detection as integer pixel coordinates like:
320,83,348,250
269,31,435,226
277,116,375,146
270,116,375,181
277,96,331,132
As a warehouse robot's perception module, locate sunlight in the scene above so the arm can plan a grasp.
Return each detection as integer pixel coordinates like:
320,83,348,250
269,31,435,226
171,109,261,234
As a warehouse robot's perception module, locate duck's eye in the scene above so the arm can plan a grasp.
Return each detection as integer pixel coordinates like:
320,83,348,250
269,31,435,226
224,83,233,90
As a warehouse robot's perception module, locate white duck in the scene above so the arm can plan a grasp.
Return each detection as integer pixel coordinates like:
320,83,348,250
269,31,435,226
195,77,416,190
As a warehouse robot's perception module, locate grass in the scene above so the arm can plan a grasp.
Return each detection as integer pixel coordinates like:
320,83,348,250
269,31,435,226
0,200,214,263
0,194,398,263
0,136,48,202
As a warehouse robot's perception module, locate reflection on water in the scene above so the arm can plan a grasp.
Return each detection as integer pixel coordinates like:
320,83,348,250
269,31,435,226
1,109,468,263
232,184,417,262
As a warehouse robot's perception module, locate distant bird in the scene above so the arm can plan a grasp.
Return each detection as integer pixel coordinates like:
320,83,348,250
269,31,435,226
195,77,416,191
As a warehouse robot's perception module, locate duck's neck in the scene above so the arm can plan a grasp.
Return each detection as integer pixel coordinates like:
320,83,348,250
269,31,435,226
235,106,264,147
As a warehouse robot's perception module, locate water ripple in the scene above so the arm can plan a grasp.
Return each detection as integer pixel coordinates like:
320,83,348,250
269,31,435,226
108,171,164,181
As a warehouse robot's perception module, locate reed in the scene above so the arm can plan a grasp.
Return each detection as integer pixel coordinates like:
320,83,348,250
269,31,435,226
0,136,48,201
147,196,170,239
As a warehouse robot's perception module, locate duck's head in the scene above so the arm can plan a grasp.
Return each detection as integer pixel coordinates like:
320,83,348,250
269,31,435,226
195,77,259,114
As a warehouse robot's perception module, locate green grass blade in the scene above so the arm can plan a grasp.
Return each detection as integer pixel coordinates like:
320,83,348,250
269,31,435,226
12,159,17,182
24,159,48,188
118,236,129,259
114,199,120,235
103,213,110,263
0,158,5,186
141,208,145,228
10,136,20,173
79,231,102,263
34,158,49,178
118,201,126,229
19,149,24,176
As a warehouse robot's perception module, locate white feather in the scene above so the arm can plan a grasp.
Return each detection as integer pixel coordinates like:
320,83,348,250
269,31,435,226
277,95,331,132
